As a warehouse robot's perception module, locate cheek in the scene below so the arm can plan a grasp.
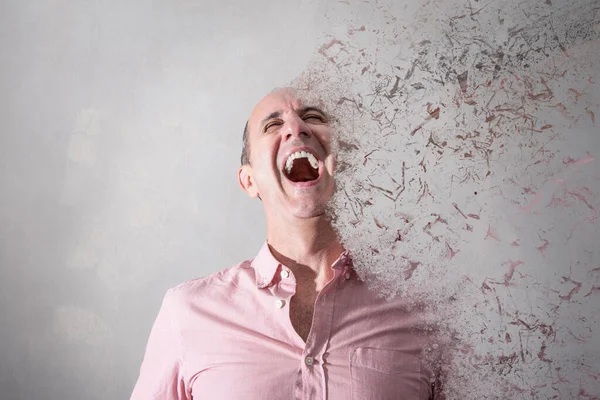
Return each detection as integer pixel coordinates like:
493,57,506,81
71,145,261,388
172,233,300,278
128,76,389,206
253,160,281,187
320,129,333,148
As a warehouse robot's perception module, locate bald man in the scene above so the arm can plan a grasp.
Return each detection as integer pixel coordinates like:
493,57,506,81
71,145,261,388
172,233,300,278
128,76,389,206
131,88,438,399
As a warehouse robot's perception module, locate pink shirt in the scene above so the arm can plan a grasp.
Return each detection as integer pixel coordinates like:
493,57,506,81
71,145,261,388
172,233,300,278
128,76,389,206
131,243,437,399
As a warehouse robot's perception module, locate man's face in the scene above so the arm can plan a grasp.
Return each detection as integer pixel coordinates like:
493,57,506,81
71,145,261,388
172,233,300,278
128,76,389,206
239,88,336,219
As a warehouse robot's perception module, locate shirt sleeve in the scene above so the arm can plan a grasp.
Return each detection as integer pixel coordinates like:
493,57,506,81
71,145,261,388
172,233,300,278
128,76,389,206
130,289,189,400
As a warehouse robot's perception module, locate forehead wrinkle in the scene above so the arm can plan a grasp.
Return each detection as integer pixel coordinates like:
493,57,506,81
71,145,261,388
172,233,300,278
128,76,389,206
252,92,327,132
255,105,329,133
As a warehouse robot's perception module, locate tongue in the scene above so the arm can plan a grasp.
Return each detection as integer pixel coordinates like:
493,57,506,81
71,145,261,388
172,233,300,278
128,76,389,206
287,158,319,182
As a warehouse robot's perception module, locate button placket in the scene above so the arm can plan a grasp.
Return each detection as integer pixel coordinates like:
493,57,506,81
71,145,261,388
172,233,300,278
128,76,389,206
299,280,337,400
274,266,294,313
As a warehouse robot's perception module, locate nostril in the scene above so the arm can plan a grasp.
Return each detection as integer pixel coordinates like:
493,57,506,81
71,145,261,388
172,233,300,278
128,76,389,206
285,130,309,139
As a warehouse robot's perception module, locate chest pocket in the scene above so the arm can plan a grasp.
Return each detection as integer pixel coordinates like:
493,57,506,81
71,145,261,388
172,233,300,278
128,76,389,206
350,347,429,400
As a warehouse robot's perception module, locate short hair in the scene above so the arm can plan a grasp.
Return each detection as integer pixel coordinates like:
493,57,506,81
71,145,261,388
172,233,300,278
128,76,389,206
240,120,250,166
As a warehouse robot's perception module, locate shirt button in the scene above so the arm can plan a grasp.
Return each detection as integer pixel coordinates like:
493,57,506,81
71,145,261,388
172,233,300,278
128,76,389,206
345,272,352,280
280,269,289,279
275,299,285,308
305,356,314,366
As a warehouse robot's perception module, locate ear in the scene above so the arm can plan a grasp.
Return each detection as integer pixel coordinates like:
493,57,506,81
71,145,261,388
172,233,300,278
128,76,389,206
238,165,260,198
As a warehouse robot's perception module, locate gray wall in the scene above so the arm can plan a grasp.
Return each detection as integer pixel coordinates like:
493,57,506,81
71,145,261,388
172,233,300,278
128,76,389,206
1,0,599,399
0,1,323,399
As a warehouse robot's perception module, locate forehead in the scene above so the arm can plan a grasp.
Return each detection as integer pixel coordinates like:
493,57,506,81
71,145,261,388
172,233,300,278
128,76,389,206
248,89,304,126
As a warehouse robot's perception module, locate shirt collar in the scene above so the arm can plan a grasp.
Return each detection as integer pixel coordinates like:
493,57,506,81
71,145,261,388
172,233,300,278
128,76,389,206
331,250,353,270
251,242,282,289
251,242,354,288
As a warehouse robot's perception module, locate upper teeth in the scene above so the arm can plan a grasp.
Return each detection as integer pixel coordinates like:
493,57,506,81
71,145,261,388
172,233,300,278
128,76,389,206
285,151,319,173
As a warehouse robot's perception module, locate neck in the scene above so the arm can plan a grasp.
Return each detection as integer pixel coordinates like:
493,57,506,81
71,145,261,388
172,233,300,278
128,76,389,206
266,214,344,291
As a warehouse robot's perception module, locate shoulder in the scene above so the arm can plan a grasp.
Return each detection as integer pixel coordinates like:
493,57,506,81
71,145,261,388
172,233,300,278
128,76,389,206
156,259,258,327
163,259,256,303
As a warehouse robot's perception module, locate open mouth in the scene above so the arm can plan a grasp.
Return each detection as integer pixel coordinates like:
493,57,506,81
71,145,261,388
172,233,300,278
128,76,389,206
282,150,320,183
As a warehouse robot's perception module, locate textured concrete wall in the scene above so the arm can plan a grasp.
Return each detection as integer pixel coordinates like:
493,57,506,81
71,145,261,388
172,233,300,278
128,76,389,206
1,0,598,399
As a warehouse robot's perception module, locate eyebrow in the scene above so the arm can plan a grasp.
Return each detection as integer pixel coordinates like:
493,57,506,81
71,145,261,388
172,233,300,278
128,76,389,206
258,107,329,131
259,111,281,130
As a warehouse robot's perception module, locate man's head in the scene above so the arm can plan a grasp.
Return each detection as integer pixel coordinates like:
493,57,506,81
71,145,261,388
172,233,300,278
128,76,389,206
238,88,336,221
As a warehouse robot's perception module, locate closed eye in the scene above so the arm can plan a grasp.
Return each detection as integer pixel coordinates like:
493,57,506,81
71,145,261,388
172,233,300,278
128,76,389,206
303,114,327,123
264,120,283,132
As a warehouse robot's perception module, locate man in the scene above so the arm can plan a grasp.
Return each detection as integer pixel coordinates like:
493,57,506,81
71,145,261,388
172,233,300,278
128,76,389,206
130,88,437,399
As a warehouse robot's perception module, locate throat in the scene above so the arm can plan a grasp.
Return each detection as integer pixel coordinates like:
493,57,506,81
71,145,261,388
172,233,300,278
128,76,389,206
289,291,318,342
286,158,319,182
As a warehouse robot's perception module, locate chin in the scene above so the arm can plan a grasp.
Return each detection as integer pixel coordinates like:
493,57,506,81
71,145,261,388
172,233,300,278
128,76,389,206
288,199,329,219
280,178,335,218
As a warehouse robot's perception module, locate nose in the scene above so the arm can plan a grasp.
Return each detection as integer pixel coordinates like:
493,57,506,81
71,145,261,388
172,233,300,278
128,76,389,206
282,114,311,142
